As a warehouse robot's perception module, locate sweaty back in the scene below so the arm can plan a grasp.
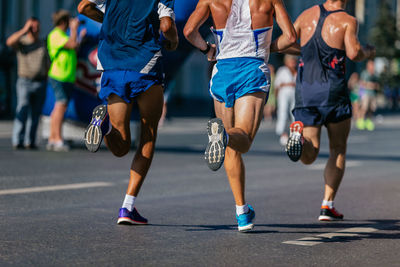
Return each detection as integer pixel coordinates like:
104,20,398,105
212,0,273,61
296,4,348,108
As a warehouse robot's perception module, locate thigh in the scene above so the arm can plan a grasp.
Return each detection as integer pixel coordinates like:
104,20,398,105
107,94,133,138
233,92,267,140
214,100,234,130
16,78,29,108
30,81,47,112
326,118,351,148
136,84,164,127
303,125,322,151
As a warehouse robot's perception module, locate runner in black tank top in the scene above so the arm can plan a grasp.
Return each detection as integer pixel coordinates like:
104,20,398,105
296,5,348,110
272,0,375,222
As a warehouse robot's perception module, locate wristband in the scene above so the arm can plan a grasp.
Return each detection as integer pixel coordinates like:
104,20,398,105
200,42,211,54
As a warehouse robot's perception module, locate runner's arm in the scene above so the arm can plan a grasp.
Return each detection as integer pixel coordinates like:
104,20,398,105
273,16,301,55
344,17,375,62
160,17,179,51
270,0,297,53
159,0,179,51
183,0,216,61
78,0,104,23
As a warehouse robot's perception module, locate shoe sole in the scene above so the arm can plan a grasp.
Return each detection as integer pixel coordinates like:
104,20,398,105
238,223,254,232
117,217,148,225
318,215,344,221
205,118,226,171
84,105,108,153
286,121,304,162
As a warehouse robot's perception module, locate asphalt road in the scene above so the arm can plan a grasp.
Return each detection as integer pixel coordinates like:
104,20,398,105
0,116,399,266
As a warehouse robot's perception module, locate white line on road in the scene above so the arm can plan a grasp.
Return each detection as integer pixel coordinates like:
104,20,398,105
0,131,12,138
0,182,114,196
283,227,378,246
307,160,362,170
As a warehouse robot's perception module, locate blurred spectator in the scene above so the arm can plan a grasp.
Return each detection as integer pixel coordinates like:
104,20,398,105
6,17,50,150
263,64,276,123
47,10,79,151
357,60,379,131
348,72,360,123
275,55,297,146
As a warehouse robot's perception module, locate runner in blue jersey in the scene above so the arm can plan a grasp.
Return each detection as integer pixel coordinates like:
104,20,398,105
273,0,375,221
184,0,296,232
78,0,178,225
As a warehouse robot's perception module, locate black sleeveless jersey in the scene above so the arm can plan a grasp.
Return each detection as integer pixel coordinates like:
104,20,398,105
295,5,350,108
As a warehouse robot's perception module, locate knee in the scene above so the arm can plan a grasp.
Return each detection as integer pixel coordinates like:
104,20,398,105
301,155,317,165
111,146,130,158
110,138,131,157
301,148,319,165
224,148,242,169
329,144,347,157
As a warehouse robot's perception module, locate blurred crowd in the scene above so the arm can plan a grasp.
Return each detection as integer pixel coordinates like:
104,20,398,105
6,11,85,151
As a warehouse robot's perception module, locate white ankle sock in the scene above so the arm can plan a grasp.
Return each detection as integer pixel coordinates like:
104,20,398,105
322,200,333,209
236,204,249,216
122,194,136,211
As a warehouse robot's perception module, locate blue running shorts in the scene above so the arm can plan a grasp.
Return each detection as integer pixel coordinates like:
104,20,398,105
209,57,270,108
99,70,162,103
292,103,352,126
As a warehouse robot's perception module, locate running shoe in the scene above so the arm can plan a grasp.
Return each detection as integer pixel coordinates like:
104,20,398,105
236,204,255,232
365,119,375,131
205,118,227,171
84,105,109,153
117,208,148,225
318,206,344,221
356,118,365,130
52,142,70,152
286,121,304,162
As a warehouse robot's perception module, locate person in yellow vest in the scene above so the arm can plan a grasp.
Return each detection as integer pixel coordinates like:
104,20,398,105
47,10,79,151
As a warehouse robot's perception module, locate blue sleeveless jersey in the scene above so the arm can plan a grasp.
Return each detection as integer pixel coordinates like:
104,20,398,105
98,0,174,77
295,5,349,109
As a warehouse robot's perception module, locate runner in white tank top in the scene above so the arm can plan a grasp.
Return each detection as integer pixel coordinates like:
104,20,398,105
184,0,296,232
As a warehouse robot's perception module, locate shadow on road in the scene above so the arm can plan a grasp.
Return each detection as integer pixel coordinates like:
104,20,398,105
151,220,400,243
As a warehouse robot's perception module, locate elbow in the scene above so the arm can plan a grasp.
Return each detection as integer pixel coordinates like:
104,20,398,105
5,38,13,48
183,26,194,40
287,32,297,46
77,1,89,15
347,49,360,62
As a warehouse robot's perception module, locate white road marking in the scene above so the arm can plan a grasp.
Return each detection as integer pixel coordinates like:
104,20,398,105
283,227,378,246
0,182,114,196
0,131,12,138
307,160,362,170
348,136,369,144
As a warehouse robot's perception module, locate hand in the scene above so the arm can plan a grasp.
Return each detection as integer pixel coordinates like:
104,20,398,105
69,18,80,31
207,44,217,62
163,38,179,51
79,28,87,40
22,19,33,34
365,44,376,59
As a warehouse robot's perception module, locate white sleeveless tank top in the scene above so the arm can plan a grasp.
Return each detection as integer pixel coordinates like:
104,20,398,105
212,0,273,62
